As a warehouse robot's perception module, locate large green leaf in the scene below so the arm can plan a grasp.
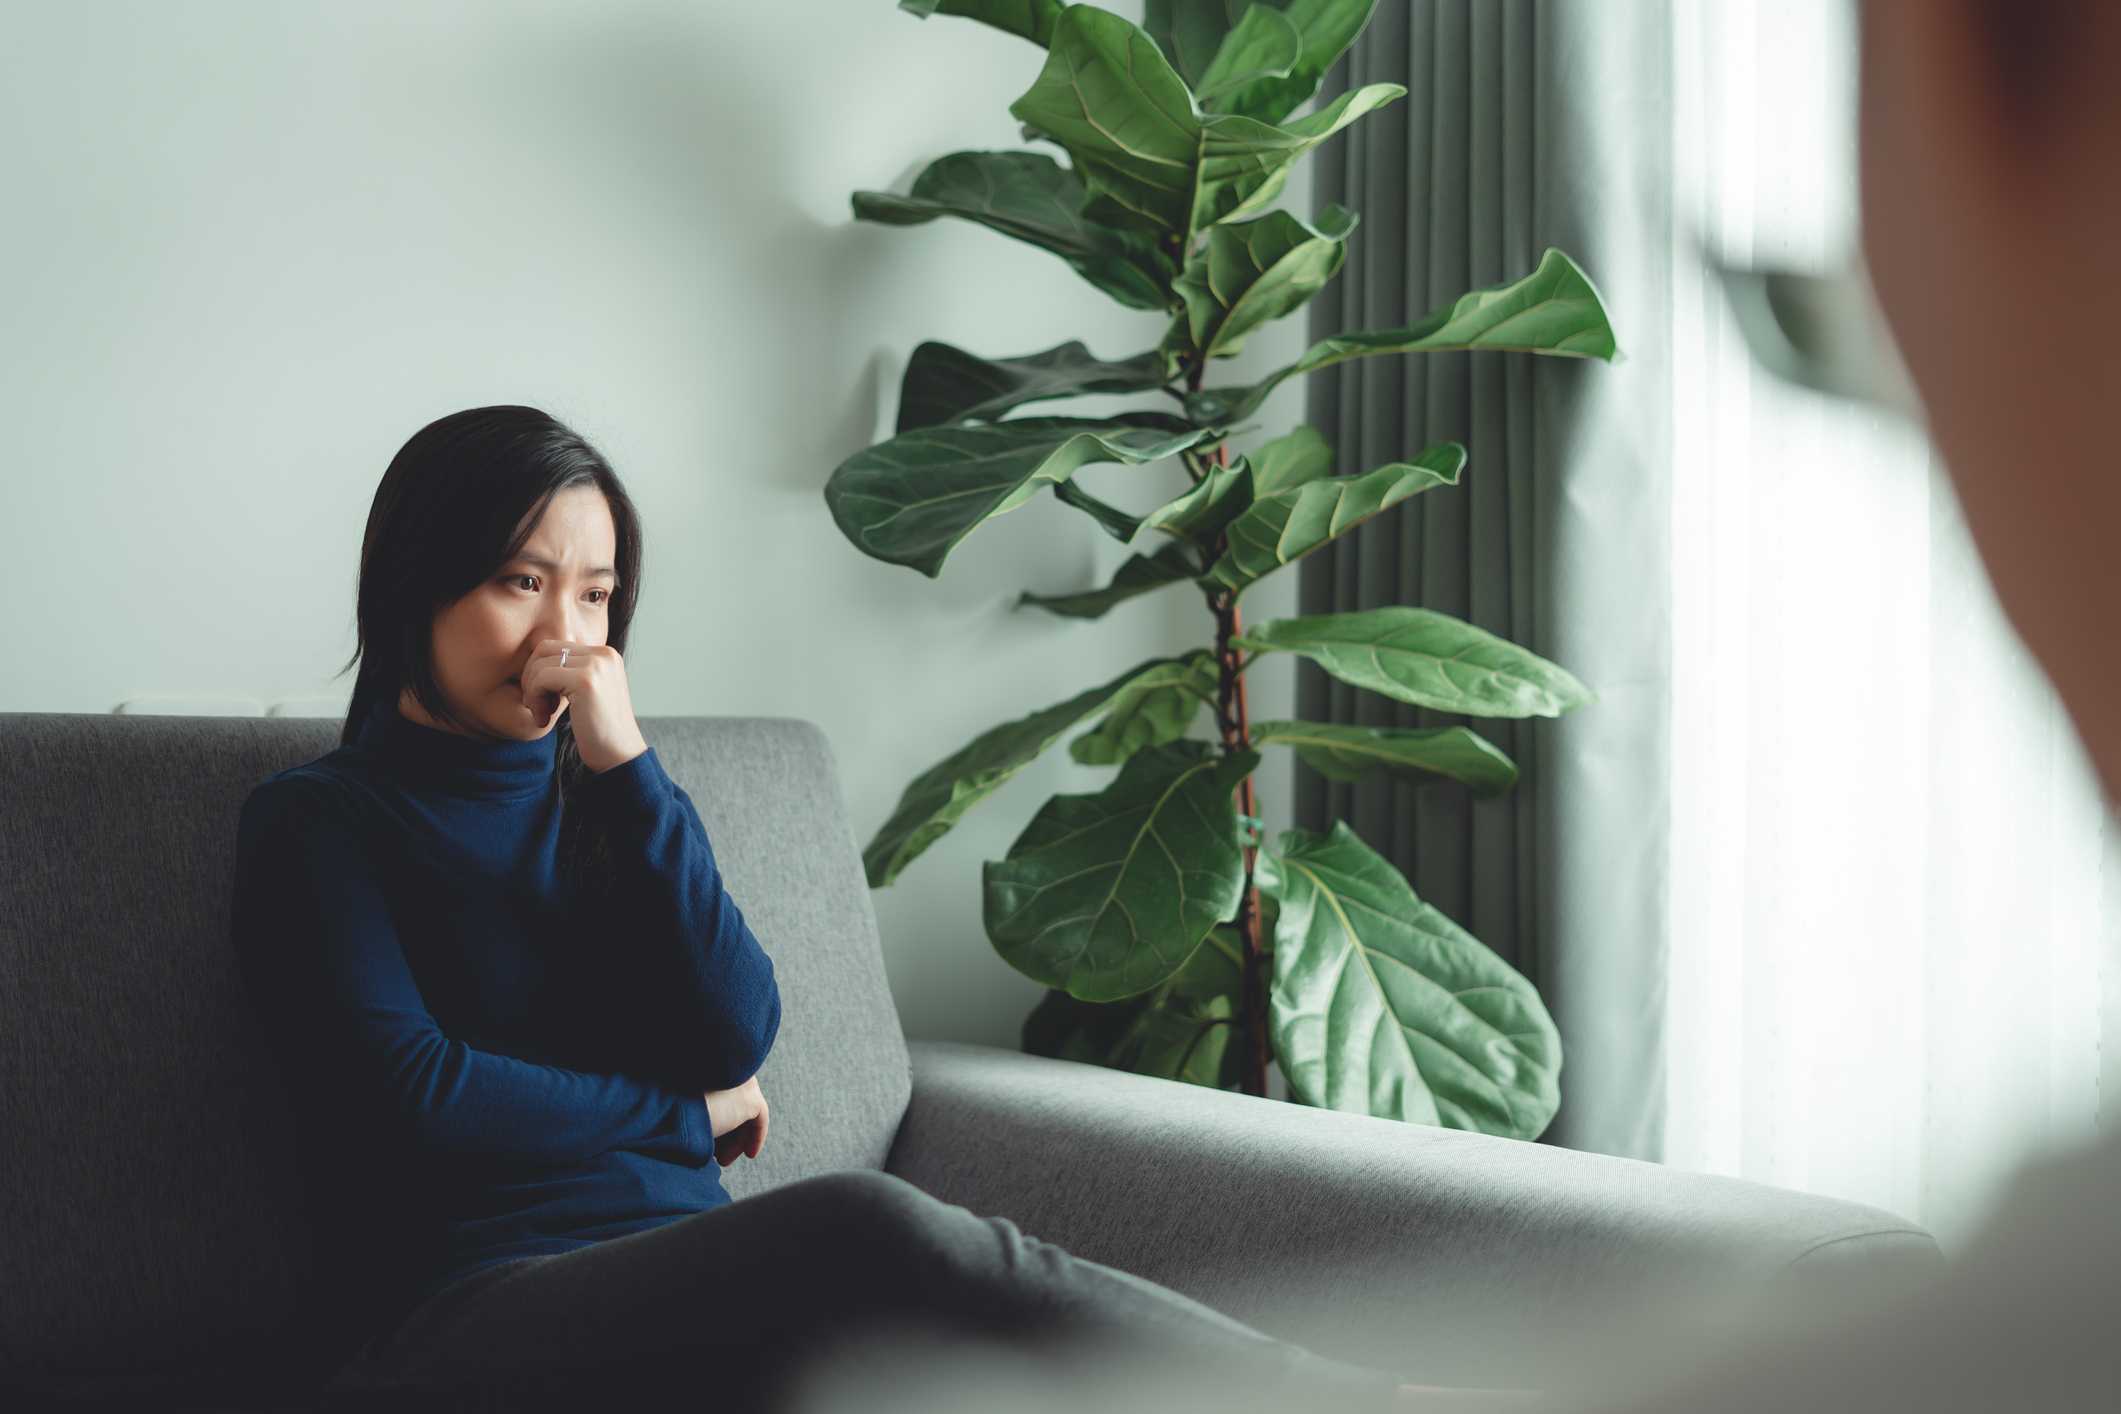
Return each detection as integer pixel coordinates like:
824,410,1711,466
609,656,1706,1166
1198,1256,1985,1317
853,151,1174,310
1234,607,1593,718
1010,7,1203,239
899,0,1065,46
1212,0,1380,123
1021,927,1243,1087
1194,83,1404,230
862,655,1203,887
1247,424,1337,493
1070,654,1218,764
897,341,1172,432
1186,249,1619,425
827,414,1210,577
1145,0,1379,123
1010,7,1402,242
1021,542,1201,620
1262,823,1560,1137
985,741,1258,1001
1142,458,1254,547
1252,721,1518,797
1202,442,1463,594
1144,0,1258,89
1166,206,1356,362
1051,479,1144,543
1192,4,1301,104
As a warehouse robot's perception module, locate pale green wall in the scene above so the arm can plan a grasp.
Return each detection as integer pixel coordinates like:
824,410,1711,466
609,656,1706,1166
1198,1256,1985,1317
0,0,1307,1046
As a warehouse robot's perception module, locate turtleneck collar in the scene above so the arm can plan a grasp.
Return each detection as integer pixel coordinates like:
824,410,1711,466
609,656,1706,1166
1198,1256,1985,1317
356,698,559,800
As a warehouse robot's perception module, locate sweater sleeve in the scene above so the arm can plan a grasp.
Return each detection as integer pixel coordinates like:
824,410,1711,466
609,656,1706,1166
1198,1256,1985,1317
568,748,782,1093
230,775,716,1177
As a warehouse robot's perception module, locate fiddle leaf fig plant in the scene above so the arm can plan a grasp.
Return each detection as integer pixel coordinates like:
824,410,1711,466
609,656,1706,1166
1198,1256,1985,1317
827,0,1618,1141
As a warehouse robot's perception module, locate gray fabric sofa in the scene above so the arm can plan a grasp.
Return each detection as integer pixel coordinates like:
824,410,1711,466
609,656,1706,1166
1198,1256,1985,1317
0,713,1943,1410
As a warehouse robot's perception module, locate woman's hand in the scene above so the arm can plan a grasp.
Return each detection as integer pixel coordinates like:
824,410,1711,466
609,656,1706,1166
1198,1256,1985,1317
520,639,649,773
703,1075,769,1167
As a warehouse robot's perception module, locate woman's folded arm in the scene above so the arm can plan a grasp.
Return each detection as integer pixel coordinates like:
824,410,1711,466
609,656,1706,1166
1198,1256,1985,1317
231,776,716,1176
568,748,782,1091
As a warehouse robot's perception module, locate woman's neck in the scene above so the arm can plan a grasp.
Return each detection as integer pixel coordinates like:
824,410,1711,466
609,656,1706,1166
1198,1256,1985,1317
360,696,558,800
397,685,483,740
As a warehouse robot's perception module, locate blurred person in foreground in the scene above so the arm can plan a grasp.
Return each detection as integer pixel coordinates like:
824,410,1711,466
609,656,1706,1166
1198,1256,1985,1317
1597,3,2121,1408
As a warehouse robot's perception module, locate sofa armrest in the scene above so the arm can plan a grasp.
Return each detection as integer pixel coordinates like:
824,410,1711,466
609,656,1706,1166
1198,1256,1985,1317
886,1042,1941,1386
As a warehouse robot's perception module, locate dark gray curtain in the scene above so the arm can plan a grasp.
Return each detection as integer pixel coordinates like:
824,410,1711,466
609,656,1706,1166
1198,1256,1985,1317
1300,0,1541,980
1297,0,1675,1158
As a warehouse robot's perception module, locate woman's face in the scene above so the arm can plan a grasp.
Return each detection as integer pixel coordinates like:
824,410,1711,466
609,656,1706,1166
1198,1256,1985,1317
412,485,620,741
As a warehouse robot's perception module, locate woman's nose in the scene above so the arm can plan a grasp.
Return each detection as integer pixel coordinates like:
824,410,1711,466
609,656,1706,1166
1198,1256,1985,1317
534,595,582,646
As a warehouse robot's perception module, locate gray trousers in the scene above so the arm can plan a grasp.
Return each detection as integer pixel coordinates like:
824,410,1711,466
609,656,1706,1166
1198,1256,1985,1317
322,1170,1403,1413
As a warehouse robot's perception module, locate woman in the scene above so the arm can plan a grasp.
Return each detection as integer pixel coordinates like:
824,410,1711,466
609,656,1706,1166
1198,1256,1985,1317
230,406,1427,1413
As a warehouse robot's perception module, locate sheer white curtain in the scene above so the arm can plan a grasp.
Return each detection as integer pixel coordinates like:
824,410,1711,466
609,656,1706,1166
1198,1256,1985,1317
1663,0,2121,1248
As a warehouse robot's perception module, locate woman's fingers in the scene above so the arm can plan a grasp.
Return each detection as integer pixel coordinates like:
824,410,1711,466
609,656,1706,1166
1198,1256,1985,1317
519,640,587,724
531,638,593,668
523,640,599,687
714,1115,764,1167
713,1123,745,1167
703,1077,764,1136
521,640,645,772
520,641,616,731
521,641,589,693
745,1108,768,1160
703,1079,769,1165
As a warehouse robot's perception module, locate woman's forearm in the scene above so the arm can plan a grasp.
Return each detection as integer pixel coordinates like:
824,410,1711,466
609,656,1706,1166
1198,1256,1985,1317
569,749,782,1087
363,1016,714,1173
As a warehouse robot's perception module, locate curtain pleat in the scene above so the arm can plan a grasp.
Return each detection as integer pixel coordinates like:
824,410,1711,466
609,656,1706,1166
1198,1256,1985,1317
1301,0,1540,978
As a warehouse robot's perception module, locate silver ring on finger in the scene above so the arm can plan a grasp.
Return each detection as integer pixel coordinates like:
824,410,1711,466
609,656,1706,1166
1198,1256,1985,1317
557,648,571,668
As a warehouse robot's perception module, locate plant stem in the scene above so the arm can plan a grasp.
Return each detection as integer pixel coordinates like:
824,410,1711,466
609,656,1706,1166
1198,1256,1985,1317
1186,346,1269,1098
1209,581,1270,1098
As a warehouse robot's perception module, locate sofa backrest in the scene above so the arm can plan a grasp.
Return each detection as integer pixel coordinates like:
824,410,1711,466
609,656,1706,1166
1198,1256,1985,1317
0,713,908,1399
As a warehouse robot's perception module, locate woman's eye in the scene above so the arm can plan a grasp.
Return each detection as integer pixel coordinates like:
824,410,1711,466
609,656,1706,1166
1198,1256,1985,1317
508,575,537,591
585,588,608,605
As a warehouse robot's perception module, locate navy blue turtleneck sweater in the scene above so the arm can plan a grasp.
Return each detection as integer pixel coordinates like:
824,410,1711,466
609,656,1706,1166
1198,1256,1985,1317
230,703,780,1351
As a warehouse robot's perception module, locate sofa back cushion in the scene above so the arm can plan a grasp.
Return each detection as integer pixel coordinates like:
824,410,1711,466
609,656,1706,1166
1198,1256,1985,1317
0,713,906,1396
638,718,910,1199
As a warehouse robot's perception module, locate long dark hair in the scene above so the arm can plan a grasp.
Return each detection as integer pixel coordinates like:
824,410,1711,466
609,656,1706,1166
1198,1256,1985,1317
344,405,643,878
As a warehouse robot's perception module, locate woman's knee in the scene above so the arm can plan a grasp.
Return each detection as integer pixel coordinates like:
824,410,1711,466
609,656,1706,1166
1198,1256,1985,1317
794,1171,955,1242
749,1173,1134,1347
786,1171,1011,1277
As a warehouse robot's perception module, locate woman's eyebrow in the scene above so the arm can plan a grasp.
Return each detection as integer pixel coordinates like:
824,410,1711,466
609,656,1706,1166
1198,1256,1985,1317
508,554,617,578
